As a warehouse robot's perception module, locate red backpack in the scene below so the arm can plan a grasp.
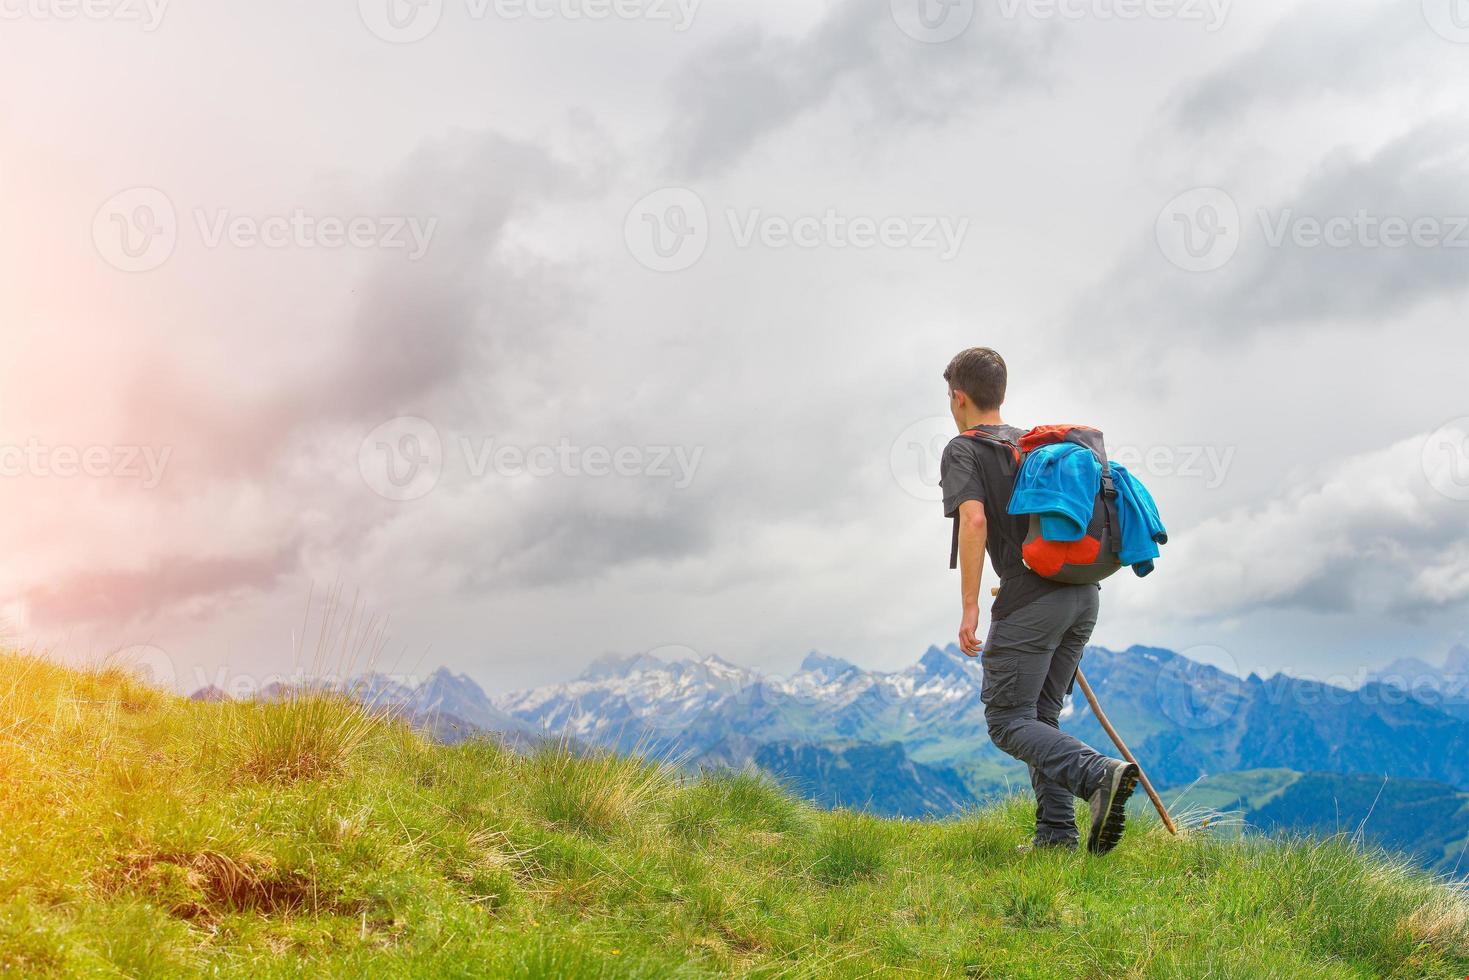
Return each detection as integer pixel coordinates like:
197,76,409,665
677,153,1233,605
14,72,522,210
948,424,1122,585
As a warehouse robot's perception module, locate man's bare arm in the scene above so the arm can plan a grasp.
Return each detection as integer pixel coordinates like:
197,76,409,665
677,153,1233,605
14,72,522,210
957,499,986,656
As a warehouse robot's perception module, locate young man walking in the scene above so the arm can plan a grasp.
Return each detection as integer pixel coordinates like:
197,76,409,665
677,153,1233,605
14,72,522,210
938,347,1138,854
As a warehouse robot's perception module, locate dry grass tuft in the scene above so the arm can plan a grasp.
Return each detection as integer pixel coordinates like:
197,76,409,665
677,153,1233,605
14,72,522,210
109,849,315,919
235,694,384,783
527,742,676,836
1405,892,1469,955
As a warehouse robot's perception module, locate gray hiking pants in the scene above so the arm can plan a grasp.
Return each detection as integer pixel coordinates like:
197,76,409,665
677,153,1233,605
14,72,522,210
981,585,1112,846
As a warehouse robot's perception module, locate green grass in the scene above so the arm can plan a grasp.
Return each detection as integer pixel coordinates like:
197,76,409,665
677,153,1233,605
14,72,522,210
2,651,1467,978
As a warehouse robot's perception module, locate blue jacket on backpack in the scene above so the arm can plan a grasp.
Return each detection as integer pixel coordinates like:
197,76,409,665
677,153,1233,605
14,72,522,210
1008,445,1167,577
1109,462,1168,577
1007,443,1099,543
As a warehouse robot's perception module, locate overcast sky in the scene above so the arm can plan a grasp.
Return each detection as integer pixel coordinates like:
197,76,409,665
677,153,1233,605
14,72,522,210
2,0,1467,694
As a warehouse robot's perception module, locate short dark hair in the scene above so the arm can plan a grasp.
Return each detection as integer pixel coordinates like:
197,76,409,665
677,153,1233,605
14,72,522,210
943,347,1007,410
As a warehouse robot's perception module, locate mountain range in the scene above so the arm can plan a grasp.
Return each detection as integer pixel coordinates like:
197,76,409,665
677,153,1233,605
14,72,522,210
198,642,1469,876
1368,644,1469,719
488,642,1469,799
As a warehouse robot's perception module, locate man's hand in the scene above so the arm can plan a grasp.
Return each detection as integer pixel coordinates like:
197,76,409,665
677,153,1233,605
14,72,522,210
959,604,982,657
955,500,987,656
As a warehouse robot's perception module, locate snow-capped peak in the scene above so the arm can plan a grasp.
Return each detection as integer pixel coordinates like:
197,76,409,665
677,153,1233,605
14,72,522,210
798,651,858,681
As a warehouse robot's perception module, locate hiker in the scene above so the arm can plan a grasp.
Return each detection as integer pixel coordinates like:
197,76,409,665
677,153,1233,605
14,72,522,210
938,347,1139,854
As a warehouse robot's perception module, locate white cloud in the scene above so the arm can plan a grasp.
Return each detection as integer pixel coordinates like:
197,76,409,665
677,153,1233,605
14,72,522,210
1118,422,1469,622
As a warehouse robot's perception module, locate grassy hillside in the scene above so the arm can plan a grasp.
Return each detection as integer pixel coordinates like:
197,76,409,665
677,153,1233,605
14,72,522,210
2,653,1467,978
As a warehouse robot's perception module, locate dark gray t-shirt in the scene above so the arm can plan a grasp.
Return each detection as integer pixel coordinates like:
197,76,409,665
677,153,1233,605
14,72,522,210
940,425,1066,620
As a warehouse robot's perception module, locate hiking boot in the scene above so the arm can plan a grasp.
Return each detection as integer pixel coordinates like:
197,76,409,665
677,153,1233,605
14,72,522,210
1086,760,1139,855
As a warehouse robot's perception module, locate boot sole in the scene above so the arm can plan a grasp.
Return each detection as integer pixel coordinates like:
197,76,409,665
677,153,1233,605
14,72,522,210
1087,764,1139,855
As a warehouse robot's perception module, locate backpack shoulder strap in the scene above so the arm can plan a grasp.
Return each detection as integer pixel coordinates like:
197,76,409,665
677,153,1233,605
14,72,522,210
949,427,1023,570
959,426,1022,473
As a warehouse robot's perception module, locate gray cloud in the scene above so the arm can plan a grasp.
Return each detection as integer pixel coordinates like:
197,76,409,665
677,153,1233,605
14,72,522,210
24,547,295,628
1134,425,1469,622
1218,122,1469,326
124,132,582,483
1066,119,1469,367
1171,0,1434,132
30,132,589,629
666,0,1045,177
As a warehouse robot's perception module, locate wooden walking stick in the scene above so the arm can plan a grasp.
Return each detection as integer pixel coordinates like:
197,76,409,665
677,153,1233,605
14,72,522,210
1073,668,1178,836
